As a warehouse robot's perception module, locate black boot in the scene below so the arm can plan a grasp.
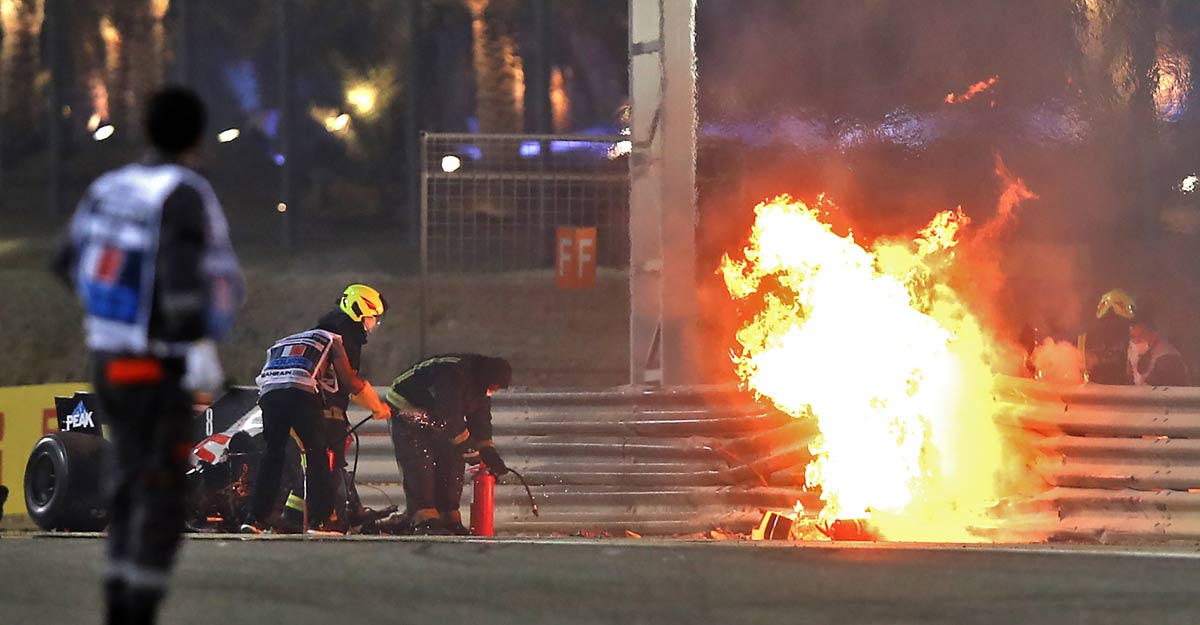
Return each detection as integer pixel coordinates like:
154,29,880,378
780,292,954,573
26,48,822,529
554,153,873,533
125,587,164,625
412,519,452,536
0,484,8,522
349,504,398,526
442,510,470,536
104,578,127,625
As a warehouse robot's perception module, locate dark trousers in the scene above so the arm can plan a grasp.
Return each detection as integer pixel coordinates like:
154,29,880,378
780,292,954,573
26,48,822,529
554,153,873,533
323,411,362,513
249,388,331,526
389,419,464,518
94,354,190,625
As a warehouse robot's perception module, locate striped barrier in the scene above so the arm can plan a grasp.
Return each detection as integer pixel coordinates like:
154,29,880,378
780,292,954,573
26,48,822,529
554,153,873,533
346,386,818,535
997,377,1200,543
23,378,1196,543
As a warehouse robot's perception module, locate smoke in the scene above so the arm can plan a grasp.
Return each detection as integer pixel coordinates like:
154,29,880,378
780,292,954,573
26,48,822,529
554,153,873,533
1030,338,1086,385
694,0,1200,380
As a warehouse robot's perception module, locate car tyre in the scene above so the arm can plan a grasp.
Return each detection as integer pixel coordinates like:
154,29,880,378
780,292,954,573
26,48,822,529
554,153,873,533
24,432,111,531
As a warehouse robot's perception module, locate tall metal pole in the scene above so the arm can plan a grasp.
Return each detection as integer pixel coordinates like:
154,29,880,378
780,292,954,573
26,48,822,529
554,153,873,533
628,0,698,385
278,0,293,249
46,0,66,215
405,0,423,231
418,131,429,358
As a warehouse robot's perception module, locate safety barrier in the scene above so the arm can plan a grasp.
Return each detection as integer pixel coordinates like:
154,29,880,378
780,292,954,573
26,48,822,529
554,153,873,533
348,386,818,535
21,378,1195,542
997,377,1200,543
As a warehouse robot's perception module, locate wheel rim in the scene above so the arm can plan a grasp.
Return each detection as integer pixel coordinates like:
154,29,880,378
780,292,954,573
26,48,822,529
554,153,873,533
29,453,57,508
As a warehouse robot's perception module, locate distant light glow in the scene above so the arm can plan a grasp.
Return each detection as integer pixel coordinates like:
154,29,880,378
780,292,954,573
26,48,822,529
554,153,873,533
346,84,377,116
93,125,115,141
324,113,350,133
608,127,632,159
441,155,462,173
276,202,288,213
273,153,286,166
87,113,102,133
217,128,240,143
224,60,262,113
1182,175,1198,193
519,141,541,157
1155,46,1191,122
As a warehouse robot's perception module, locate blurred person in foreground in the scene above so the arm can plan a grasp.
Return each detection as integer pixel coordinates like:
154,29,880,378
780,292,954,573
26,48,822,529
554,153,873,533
241,293,390,534
1128,301,1190,387
1079,289,1135,384
53,87,244,625
379,354,511,535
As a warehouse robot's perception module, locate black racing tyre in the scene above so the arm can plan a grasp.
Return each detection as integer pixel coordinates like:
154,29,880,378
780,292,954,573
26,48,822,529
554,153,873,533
24,432,111,531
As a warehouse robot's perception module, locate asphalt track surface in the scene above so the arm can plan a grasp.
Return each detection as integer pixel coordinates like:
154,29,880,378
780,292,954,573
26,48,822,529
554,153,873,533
3,535,1200,625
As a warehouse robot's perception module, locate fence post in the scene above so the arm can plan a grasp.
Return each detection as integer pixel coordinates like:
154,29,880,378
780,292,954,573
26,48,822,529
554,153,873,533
277,0,293,250
418,131,429,358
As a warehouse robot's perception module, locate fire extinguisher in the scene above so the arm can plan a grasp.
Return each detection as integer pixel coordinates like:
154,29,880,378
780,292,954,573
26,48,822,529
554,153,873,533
470,464,495,536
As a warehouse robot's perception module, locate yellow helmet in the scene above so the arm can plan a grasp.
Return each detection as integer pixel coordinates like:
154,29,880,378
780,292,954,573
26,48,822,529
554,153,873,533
1095,288,1135,320
340,284,387,322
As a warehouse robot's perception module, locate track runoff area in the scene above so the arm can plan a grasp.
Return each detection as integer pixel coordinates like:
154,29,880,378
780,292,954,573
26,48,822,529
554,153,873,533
3,535,1199,625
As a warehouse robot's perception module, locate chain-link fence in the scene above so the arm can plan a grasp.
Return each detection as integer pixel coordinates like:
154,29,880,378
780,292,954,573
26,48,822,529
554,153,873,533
421,132,629,273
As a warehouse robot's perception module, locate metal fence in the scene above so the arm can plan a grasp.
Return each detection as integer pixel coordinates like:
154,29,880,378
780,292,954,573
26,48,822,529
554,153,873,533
998,377,1200,543
348,385,813,536
420,132,630,273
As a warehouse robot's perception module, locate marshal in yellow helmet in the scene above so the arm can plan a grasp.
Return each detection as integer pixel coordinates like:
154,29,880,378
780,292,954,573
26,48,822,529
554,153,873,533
1095,288,1135,320
340,284,387,322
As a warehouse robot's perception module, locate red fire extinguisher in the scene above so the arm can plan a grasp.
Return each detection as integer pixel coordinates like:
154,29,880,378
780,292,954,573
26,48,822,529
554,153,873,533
470,464,495,536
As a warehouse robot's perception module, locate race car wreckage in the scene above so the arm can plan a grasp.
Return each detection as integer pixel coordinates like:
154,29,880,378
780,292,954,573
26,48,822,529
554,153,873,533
23,388,392,533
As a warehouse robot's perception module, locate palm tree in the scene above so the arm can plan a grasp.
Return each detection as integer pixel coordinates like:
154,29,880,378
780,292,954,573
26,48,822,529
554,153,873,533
109,0,168,137
1,0,45,151
464,0,524,134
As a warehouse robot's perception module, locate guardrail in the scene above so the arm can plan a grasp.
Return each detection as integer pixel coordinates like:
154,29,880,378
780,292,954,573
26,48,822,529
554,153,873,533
997,377,1200,543
23,378,1197,542
347,386,817,535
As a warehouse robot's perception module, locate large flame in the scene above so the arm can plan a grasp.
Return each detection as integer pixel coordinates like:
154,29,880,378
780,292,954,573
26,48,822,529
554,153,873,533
721,195,1015,541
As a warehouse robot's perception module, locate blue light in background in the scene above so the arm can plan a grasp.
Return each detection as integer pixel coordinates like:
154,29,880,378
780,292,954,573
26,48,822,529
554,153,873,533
519,141,541,157
261,110,280,139
550,140,609,156
224,60,261,113
273,153,286,166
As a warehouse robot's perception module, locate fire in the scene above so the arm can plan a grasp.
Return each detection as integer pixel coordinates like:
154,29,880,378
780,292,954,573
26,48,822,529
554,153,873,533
945,76,999,104
721,195,1015,542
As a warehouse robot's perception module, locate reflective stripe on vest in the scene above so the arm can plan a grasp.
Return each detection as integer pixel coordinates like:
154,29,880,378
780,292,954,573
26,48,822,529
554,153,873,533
69,163,243,355
255,329,340,394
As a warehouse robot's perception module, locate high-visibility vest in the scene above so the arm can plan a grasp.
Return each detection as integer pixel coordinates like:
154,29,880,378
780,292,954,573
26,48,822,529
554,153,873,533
66,163,243,356
256,329,342,396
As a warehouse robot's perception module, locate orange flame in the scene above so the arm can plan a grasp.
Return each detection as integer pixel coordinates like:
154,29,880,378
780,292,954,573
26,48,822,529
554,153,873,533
721,195,1020,541
945,76,999,104
981,154,1038,239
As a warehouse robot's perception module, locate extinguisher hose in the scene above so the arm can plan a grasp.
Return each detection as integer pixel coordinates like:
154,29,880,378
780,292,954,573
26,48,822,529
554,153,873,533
505,467,539,517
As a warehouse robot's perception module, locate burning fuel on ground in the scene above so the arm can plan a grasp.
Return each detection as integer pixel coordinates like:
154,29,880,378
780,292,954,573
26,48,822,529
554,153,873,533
722,187,1040,542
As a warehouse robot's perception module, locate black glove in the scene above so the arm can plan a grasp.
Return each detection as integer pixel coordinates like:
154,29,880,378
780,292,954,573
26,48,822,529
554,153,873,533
479,447,508,476
462,447,481,465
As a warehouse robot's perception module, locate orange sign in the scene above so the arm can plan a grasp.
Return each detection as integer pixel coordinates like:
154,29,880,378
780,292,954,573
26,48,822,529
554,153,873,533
556,227,597,289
